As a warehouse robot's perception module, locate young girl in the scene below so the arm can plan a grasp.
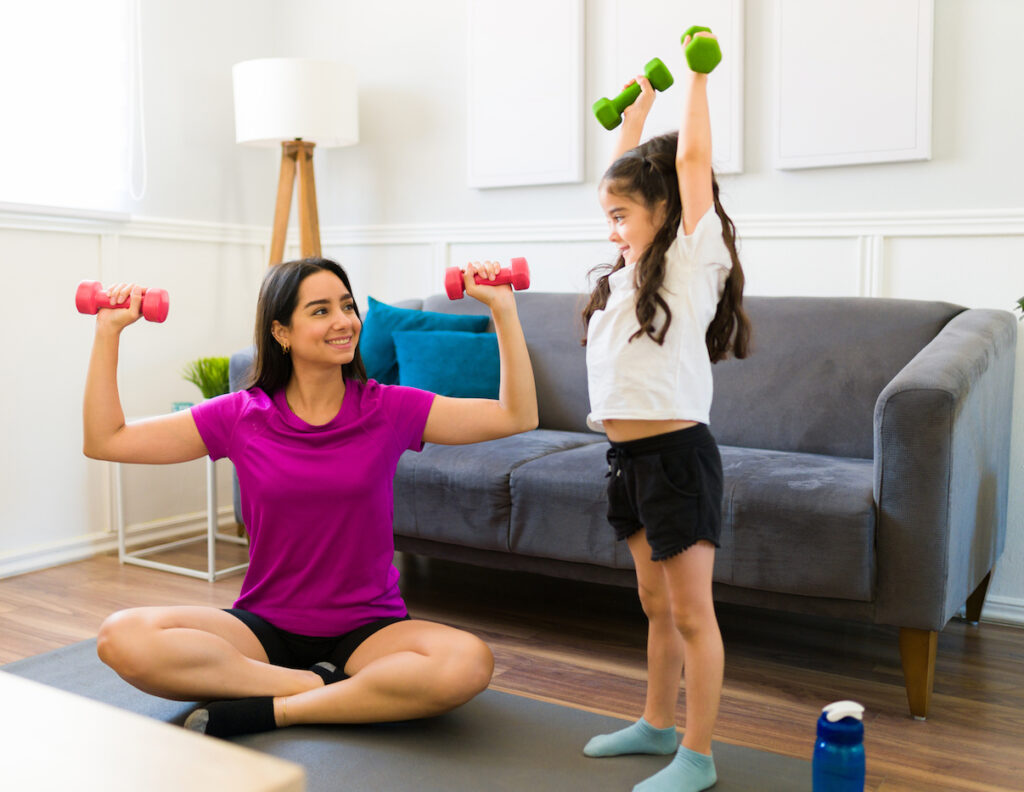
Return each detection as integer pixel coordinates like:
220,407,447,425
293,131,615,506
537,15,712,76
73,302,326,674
84,257,537,739
581,32,750,792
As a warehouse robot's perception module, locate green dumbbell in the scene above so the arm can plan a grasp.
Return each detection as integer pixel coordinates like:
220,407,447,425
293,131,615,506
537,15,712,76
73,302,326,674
682,25,722,73
592,57,674,131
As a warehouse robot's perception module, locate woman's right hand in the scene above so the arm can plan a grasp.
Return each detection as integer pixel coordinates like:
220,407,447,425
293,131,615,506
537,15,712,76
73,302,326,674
96,282,144,332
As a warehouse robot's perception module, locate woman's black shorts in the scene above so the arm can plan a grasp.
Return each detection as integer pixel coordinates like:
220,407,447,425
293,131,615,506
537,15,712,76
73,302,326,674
225,608,410,673
605,423,723,561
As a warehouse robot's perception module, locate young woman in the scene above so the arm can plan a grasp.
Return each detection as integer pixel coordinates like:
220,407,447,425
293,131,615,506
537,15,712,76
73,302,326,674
581,32,751,792
84,256,537,739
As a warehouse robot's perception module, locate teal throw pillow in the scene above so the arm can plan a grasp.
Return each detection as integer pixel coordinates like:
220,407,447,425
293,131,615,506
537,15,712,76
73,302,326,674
392,330,500,399
360,296,490,384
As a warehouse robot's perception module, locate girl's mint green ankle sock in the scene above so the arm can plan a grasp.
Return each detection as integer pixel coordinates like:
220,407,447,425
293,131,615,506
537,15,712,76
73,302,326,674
633,745,717,792
583,717,678,757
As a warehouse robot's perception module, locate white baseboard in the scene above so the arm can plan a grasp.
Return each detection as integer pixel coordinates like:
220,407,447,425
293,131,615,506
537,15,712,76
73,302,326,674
980,595,1024,628
3,515,1022,632
0,508,238,581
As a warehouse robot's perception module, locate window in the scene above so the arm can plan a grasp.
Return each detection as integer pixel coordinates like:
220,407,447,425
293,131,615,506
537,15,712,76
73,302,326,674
0,0,136,213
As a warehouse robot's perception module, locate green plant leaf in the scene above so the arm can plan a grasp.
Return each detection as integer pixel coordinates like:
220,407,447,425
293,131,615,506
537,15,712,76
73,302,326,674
182,356,230,399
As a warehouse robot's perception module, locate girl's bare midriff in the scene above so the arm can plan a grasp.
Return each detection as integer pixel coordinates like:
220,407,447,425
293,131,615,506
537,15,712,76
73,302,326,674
603,418,698,443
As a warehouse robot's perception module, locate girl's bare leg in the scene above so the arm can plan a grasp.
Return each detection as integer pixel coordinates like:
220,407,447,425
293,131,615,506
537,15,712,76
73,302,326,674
582,530,682,758
662,540,722,754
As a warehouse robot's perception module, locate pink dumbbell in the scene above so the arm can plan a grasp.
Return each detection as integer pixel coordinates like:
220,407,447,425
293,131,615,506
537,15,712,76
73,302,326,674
75,280,170,323
445,257,530,300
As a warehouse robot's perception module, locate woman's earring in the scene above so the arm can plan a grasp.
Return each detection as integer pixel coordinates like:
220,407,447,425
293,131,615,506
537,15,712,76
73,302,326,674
280,342,290,355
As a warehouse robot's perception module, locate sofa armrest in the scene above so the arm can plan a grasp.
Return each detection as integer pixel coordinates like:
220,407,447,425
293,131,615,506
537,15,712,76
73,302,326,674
229,345,256,393
228,345,256,528
873,309,1016,630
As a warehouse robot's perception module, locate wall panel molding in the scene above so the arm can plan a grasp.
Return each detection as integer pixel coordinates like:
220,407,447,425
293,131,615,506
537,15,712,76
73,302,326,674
858,236,884,297
0,205,267,247
4,206,1020,252
318,208,1024,248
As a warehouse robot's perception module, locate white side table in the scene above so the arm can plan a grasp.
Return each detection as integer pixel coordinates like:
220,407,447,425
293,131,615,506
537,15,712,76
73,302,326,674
114,457,249,582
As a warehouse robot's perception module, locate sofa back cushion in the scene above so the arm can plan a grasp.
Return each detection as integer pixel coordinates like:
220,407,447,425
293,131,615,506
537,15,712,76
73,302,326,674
421,292,594,433
709,297,963,458
416,293,965,457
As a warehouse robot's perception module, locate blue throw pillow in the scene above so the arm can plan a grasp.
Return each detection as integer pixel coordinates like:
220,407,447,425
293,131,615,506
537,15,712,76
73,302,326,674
360,296,490,384
392,330,500,399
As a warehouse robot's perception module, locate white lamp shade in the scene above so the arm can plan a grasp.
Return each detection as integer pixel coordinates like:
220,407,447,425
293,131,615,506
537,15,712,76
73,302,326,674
232,58,359,148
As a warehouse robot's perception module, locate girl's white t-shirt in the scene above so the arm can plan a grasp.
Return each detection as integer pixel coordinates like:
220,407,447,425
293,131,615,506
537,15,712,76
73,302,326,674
586,206,732,432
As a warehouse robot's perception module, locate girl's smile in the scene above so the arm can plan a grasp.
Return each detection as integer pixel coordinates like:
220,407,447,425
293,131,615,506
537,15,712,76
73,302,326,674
599,183,666,266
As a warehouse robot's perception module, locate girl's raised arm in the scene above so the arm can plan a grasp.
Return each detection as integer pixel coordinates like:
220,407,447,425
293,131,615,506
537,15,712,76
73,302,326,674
610,76,657,165
83,284,209,464
422,262,538,445
676,32,716,236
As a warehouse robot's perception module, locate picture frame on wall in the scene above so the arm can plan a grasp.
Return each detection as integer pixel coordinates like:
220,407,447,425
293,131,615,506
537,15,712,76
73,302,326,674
774,0,934,170
466,0,584,188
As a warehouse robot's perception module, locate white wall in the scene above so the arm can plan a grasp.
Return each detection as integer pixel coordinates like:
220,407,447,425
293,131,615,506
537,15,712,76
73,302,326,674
285,0,1024,623
0,0,275,576
132,0,279,225
1,0,1021,625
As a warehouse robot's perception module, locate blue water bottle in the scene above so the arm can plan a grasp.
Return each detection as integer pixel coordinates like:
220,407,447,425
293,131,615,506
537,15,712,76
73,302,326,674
813,700,865,792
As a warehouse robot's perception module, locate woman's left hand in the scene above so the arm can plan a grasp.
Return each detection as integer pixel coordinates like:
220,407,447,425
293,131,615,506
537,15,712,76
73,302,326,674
463,260,514,310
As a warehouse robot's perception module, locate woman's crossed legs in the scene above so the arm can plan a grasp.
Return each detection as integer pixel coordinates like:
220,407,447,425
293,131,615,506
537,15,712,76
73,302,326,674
97,605,493,735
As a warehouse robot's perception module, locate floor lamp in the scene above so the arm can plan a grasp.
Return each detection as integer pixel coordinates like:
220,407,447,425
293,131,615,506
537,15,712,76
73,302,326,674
232,58,359,267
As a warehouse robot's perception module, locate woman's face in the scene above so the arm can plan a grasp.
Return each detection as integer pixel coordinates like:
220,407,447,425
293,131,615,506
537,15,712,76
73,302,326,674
599,182,666,266
273,270,361,366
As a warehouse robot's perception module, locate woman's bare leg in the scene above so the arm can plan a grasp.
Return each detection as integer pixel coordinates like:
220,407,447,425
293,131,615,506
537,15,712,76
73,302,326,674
274,619,494,725
96,606,322,701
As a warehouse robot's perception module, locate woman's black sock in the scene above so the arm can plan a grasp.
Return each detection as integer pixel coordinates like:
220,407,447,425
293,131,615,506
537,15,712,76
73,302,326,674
184,696,277,739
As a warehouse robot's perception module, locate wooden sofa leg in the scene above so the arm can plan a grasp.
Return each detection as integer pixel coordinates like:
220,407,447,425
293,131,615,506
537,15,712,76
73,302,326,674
898,627,937,720
964,570,993,625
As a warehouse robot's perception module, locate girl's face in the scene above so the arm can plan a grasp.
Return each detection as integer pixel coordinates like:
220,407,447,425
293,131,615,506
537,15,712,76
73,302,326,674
273,270,361,367
599,183,666,266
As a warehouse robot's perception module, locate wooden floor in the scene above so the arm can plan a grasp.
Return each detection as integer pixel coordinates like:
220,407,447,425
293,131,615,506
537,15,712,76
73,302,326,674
1,543,1022,792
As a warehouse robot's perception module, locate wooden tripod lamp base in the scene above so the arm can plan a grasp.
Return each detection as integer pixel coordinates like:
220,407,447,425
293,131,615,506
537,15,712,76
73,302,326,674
269,140,321,267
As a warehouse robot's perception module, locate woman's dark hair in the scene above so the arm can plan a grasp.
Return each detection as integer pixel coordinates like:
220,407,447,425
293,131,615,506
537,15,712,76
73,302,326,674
247,257,367,393
581,131,750,363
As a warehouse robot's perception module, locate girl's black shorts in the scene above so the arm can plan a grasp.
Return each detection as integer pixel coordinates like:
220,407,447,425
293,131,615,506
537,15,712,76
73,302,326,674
605,423,723,561
225,608,410,673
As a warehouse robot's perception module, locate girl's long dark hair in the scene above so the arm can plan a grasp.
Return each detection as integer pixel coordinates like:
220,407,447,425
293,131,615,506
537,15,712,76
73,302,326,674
247,257,367,394
582,131,750,363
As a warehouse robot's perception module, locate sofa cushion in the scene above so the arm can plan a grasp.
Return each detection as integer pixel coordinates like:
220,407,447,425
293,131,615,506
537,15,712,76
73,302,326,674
422,292,595,434
710,297,963,458
393,330,499,398
394,430,601,552
361,296,491,384
510,440,876,600
509,440,629,568
716,445,875,601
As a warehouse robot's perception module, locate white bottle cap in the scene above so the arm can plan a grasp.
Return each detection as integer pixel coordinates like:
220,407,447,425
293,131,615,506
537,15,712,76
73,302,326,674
822,700,865,722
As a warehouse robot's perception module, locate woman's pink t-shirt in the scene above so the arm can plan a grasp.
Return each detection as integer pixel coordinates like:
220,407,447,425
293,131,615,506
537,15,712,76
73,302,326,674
192,380,435,636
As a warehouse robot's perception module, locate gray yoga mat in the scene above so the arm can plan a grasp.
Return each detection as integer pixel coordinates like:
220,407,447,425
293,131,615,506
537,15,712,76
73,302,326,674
5,640,810,791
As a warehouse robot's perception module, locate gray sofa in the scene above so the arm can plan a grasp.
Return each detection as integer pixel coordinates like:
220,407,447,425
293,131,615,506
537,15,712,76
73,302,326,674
230,291,1016,719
